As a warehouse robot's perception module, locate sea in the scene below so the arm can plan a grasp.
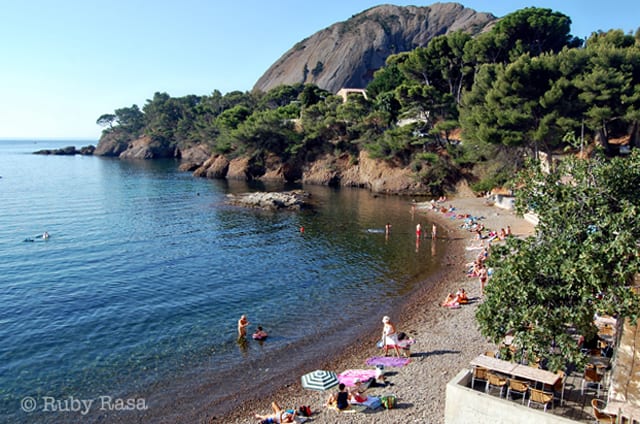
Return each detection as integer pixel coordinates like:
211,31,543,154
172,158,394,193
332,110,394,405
0,139,446,423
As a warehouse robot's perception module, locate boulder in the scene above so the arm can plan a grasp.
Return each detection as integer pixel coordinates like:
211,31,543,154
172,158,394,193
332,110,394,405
205,156,230,179
180,144,211,165
119,135,178,159
226,190,312,211
94,131,131,157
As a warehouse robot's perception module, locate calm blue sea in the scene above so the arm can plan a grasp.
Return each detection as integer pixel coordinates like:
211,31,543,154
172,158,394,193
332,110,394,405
0,140,445,423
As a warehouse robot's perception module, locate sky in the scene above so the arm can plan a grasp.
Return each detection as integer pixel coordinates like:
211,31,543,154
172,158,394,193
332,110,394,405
0,1,637,140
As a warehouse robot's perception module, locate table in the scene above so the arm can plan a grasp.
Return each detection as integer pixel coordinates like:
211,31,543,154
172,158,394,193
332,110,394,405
470,355,560,387
470,354,519,375
511,364,560,387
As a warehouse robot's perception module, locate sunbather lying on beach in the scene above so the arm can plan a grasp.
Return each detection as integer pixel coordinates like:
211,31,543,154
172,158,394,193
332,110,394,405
255,401,296,423
349,379,369,403
442,292,461,308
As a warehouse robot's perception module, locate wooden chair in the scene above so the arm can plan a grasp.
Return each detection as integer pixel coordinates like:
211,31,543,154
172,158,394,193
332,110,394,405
506,379,529,404
582,366,603,397
527,388,554,411
485,372,507,397
591,398,616,423
543,370,566,406
471,366,488,390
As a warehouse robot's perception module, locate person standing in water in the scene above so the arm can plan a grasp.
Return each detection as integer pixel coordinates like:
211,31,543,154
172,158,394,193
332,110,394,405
431,223,437,239
238,314,250,338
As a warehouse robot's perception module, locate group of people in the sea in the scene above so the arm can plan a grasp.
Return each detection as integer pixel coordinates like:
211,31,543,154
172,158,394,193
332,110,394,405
237,314,268,341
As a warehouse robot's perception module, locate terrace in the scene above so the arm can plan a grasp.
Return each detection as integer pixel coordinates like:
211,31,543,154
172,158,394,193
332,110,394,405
445,316,640,423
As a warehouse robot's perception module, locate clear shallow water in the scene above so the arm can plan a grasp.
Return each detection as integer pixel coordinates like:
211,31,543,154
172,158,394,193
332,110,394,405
0,140,444,423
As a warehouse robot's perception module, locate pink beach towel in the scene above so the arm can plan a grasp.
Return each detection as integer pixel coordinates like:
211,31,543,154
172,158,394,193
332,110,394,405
365,356,411,367
338,369,378,386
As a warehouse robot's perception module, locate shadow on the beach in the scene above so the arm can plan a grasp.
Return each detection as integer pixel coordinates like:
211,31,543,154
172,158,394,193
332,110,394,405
411,349,460,359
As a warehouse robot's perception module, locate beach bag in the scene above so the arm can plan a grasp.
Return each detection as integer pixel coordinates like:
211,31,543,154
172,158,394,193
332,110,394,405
298,405,312,417
380,394,397,409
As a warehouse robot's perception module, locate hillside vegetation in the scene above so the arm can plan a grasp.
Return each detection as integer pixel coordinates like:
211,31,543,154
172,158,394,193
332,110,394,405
95,6,640,195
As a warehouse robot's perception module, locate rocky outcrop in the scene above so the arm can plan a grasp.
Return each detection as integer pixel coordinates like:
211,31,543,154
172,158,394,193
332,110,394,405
193,155,230,179
302,151,427,194
93,131,131,157
226,190,312,211
192,150,432,195
178,144,211,171
118,135,178,159
34,145,95,155
254,3,496,93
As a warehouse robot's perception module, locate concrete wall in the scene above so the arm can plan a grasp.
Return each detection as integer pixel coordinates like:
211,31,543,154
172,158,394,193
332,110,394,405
445,370,578,424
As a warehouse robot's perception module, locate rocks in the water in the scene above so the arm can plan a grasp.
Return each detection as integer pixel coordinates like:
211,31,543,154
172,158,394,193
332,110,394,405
33,145,95,155
226,190,312,211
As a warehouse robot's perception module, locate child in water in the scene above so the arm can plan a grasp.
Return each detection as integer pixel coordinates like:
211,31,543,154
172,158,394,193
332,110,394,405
252,326,268,340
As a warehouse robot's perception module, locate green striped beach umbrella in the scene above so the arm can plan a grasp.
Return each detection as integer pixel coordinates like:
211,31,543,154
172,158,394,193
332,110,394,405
301,369,339,391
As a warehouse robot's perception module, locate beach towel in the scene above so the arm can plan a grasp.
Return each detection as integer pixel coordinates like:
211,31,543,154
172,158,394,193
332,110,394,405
327,403,367,414
365,356,411,367
351,396,382,410
338,369,377,386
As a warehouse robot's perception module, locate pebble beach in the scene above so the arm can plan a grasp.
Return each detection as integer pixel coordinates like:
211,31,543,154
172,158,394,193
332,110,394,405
213,194,535,424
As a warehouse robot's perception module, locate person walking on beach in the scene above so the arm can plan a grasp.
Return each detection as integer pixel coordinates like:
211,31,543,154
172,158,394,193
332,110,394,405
431,223,437,239
238,314,250,338
416,223,422,239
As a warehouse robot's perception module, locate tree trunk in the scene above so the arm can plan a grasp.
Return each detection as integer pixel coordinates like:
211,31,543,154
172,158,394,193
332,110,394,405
595,128,612,155
629,121,638,149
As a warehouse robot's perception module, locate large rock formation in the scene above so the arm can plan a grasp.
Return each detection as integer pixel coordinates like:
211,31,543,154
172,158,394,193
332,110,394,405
253,2,496,93
193,150,432,195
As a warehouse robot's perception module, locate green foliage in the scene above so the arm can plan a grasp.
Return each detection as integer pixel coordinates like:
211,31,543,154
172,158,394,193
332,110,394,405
114,105,144,135
367,61,407,99
477,152,640,371
96,113,116,129
257,84,304,110
227,106,302,159
413,152,456,195
96,6,640,194
364,124,414,164
470,7,580,64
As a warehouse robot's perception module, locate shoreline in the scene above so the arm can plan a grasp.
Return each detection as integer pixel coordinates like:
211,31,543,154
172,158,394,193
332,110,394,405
212,195,535,424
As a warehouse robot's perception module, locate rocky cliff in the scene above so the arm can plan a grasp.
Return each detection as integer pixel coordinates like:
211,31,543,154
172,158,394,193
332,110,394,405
253,2,496,93
191,149,432,195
